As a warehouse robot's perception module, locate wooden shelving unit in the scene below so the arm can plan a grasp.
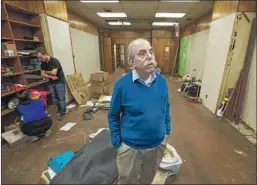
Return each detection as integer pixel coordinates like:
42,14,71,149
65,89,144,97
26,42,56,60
23,69,40,73
1,56,17,59
9,19,41,28
1,108,14,116
1,2,51,121
27,80,49,88
1,72,22,77
14,38,44,43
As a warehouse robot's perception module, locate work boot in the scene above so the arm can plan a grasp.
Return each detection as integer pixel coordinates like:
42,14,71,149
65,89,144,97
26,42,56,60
44,130,52,138
58,113,66,121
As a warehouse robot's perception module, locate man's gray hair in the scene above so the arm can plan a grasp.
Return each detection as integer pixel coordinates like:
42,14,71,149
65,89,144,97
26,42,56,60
128,38,151,61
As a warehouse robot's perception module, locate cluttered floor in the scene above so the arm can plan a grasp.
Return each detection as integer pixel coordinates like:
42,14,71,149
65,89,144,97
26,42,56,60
2,69,256,184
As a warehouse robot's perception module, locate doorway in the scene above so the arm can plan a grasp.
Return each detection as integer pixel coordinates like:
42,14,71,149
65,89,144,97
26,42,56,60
113,44,125,73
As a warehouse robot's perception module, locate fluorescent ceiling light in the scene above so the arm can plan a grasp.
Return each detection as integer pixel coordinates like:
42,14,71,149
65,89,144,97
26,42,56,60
123,22,131,25
97,12,127,17
155,13,185,18
108,21,131,26
80,1,119,3
152,22,176,26
161,0,199,2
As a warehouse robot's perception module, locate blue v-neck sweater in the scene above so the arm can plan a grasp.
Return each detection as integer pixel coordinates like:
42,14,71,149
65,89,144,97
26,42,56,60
108,72,171,149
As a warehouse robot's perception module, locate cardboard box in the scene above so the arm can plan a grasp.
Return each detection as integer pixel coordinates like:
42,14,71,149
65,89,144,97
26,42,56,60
66,73,90,105
90,85,109,95
91,71,108,82
5,43,17,56
91,80,108,87
91,92,101,99
1,43,6,56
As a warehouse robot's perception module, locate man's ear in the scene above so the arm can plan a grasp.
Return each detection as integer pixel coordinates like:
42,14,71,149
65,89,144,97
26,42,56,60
129,59,134,66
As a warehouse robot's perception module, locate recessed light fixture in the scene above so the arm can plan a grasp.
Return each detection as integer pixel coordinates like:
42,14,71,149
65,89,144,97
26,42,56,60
108,21,131,25
161,0,200,2
97,12,127,17
152,22,176,26
80,0,119,3
123,22,131,25
155,13,186,18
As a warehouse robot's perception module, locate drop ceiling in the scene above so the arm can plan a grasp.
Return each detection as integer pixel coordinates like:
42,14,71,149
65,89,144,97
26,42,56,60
66,0,213,30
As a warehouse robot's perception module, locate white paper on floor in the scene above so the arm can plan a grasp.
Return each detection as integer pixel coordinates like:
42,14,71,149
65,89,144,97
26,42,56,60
66,103,77,109
86,101,95,107
98,95,112,103
48,167,56,179
1,128,25,144
60,122,76,131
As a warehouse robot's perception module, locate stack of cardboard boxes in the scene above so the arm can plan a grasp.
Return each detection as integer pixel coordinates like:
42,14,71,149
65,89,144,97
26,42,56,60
90,71,109,98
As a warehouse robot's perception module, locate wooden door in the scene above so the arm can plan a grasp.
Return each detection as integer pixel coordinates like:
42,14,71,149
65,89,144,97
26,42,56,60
104,37,112,73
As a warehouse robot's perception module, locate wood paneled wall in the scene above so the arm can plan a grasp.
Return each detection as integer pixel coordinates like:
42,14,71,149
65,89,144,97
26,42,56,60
67,9,98,35
238,0,256,12
103,30,179,73
3,1,68,21
181,0,255,37
4,0,45,13
212,1,239,21
181,10,213,37
44,1,68,21
152,29,179,73
103,31,152,72
152,29,177,39
104,31,152,39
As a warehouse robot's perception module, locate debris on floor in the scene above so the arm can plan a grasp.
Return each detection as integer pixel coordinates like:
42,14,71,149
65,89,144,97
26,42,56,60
234,149,248,157
41,150,75,184
97,95,112,110
82,107,95,120
174,72,202,103
66,102,77,109
88,128,109,139
1,128,27,146
60,122,76,131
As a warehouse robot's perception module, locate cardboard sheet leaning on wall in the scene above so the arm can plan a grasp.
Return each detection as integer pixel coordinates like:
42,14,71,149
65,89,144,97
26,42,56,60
66,73,91,105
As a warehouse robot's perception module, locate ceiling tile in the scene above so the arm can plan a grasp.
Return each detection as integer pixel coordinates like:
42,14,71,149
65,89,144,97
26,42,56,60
66,0,214,30
121,1,158,18
157,2,199,13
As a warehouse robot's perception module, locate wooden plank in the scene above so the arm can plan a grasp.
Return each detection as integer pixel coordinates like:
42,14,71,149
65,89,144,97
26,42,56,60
172,39,180,75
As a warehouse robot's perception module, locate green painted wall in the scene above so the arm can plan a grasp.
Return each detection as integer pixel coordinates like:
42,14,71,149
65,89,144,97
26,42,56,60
178,36,189,76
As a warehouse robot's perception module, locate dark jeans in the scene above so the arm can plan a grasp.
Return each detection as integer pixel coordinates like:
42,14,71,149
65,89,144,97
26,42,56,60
20,117,52,137
50,82,66,114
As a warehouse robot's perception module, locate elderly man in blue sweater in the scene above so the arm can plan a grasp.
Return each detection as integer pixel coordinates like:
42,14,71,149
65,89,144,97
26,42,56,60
108,38,171,184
